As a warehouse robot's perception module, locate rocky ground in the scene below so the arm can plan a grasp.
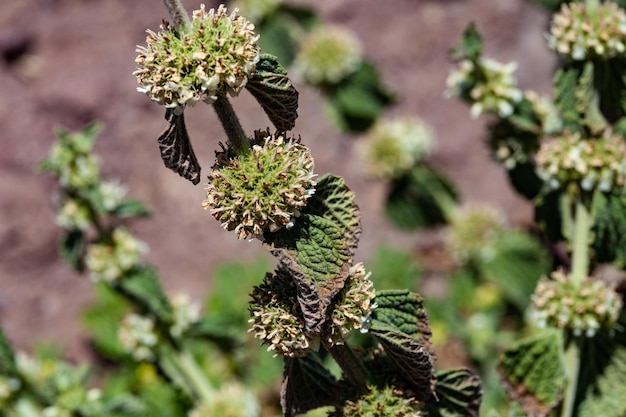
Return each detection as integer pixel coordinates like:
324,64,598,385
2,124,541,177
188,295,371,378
0,0,555,361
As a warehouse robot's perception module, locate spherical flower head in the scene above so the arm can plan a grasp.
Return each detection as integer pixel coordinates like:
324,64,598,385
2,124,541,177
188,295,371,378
248,269,312,357
118,313,160,361
203,130,316,240
85,228,148,282
529,269,623,338
360,116,435,180
169,293,202,338
445,57,523,118
134,4,260,111
331,385,424,417
548,1,626,60
448,204,506,263
535,130,626,193
323,263,376,346
295,25,363,85
189,383,260,417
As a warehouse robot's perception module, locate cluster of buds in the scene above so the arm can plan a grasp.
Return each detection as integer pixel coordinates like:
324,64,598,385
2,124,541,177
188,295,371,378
84,228,147,282
134,4,260,112
203,131,316,240
548,1,626,60
329,385,423,417
55,198,91,231
445,57,523,118
294,25,363,85
359,116,435,180
169,293,202,338
98,180,128,211
118,313,160,361
448,204,506,263
529,269,623,338
44,133,100,189
535,130,626,193
248,263,376,357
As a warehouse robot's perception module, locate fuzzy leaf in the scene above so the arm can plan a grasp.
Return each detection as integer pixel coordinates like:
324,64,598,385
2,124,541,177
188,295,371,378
577,325,626,417
82,284,130,359
0,328,17,377
554,66,583,132
426,368,482,417
60,229,85,271
592,191,626,267
157,109,201,185
281,356,340,417
451,22,483,60
113,199,152,218
246,54,299,131
263,174,361,333
498,330,565,417
324,61,395,132
103,394,148,416
385,164,457,230
369,290,436,401
116,266,174,323
576,62,608,134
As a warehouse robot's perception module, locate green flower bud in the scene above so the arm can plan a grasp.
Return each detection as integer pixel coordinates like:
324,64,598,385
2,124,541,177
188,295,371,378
446,57,523,118
134,4,260,112
448,204,505,263
248,268,312,357
118,313,159,361
294,25,362,85
529,269,623,338
359,116,435,180
189,383,260,417
535,130,626,193
85,228,147,282
324,263,376,346
548,1,626,60
203,130,316,240
55,198,91,231
330,385,423,417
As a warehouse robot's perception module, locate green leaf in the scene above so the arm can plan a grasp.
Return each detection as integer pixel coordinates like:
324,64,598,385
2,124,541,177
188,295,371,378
576,62,608,134
116,266,174,323
385,164,457,230
577,325,626,417
498,330,565,416
450,22,483,60
281,355,340,417
103,393,149,417
426,368,482,417
60,229,85,271
592,191,626,267
263,174,361,333
0,328,17,377
369,290,436,400
324,61,395,132
246,54,299,131
113,199,152,218
554,66,583,132
367,244,422,291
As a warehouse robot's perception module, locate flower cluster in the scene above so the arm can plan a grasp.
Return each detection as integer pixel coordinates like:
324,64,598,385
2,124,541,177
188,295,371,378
448,204,505,263
248,269,312,357
203,131,316,239
548,1,626,60
294,25,363,85
329,385,423,417
84,228,147,282
189,383,260,417
446,57,523,118
325,263,376,345
98,180,128,211
535,130,626,193
134,4,260,112
524,90,563,135
529,269,623,338
44,132,100,189
118,313,160,361
359,116,435,179
169,293,202,338
55,198,91,231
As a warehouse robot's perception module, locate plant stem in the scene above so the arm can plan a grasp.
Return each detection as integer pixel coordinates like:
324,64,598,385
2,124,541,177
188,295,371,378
162,0,189,28
571,199,591,286
175,348,215,403
325,343,371,390
561,339,581,417
213,95,250,155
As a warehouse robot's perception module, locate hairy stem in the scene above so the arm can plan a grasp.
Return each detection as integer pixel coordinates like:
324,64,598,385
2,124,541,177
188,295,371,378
325,343,371,390
213,95,250,154
162,0,189,28
571,199,591,286
561,339,581,417
175,348,216,403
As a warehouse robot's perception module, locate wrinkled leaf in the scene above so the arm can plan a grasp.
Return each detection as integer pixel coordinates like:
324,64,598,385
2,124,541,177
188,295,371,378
116,266,174,324
498,330,565,417
246,54,299,131
554,65,583,132
592,191,626,267
576,62,608,134
281,356,340,417
157,109,201,185
426,368,482,417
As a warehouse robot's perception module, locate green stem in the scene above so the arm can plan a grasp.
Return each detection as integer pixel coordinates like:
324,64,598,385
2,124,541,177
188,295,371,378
175,348,216,403
561,339,582,417
325,343,371,390
213,95,250,155
571,199,591,286
162,0,189,28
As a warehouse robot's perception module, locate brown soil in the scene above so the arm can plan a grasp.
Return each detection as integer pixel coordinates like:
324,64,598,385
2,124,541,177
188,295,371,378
0,0,554,361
